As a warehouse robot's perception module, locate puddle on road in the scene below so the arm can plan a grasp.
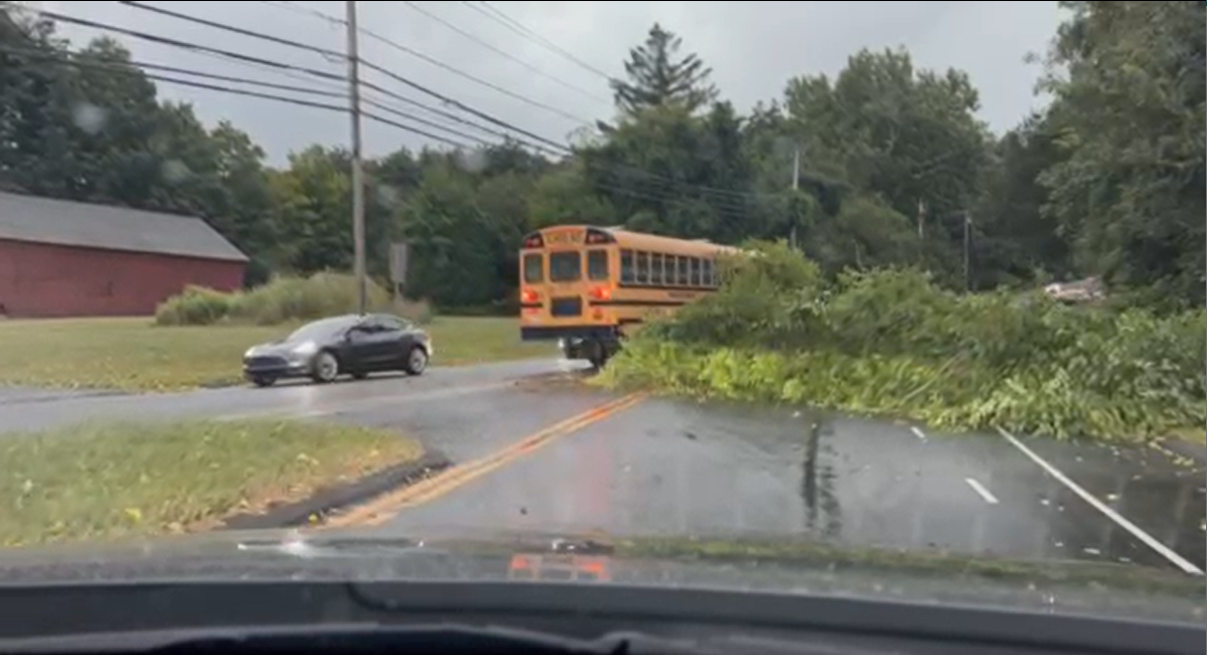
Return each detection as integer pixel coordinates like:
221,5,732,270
625,400,1205,572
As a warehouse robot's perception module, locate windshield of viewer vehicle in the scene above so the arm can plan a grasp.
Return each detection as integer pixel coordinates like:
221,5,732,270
0,0,1203,640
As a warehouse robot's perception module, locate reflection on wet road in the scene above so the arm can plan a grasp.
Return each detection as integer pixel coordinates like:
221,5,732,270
373,394,1205,574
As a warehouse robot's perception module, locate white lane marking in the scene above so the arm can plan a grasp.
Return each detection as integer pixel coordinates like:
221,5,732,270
964,477,999,505
910,426,927,441
997,427,1204,575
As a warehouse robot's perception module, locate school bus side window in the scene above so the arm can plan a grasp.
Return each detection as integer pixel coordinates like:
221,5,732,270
523,253,542,283
587,250,609,281
677,256,689,285
690,258,701,286
620,250,634,283
665,256,678,285
651,253,664,285
636,251,650,284
703,259,715,287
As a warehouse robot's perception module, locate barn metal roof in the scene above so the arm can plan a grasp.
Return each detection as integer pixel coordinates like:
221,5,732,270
0,192,248,262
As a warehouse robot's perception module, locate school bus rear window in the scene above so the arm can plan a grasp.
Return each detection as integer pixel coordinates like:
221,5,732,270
523,253,542,283
588,250,609,281
550,251,581,282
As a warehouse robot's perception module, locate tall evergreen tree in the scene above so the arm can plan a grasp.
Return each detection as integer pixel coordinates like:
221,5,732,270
610,23,717,115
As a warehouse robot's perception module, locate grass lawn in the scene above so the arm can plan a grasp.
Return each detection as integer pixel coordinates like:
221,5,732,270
0,316,552,392
428,316,555,365
1,419,423,548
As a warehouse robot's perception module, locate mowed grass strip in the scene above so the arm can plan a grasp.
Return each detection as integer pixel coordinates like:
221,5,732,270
1,419,423,547
0,316,552,392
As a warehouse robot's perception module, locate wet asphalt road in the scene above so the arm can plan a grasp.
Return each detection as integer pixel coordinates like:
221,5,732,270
0,358,578,434
3,360,1203,574
351,385,1205,574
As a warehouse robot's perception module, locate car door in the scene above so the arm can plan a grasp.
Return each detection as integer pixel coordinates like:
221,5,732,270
372,315,412,368
343,319,381,371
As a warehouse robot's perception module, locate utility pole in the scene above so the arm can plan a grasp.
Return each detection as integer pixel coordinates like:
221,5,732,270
792,144,801,191
916,199,925,241
346,0,367,315
790,144,800,250
963,210,972,291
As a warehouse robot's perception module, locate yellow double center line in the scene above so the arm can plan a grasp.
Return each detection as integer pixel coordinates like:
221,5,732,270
322,392,647,528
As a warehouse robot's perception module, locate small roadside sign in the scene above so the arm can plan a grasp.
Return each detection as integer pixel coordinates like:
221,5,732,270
389,242,410,285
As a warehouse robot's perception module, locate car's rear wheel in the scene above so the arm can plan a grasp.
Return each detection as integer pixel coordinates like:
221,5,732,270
310,351,340,383
251,376,276,388
404,346,428,376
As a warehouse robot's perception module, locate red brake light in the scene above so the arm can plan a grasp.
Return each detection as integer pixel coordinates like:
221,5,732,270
521,289,539,303
589,287,612,301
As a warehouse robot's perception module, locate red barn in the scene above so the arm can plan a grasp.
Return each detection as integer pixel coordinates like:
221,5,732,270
0,192,247,318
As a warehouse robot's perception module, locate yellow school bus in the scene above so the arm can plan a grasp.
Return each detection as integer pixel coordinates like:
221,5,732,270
519,225,736,367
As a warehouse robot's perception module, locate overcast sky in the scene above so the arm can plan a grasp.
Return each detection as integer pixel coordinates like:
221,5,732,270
34,1,1065,165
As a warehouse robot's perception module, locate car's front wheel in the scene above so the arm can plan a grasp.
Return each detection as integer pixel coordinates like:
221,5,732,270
310,351,340,384
403,346,428,376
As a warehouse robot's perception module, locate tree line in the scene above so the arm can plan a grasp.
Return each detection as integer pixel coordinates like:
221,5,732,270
1,1,1202,311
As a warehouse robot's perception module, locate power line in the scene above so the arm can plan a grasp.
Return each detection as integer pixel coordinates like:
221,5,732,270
589,179,753,214
9,4,559,153
0,41,475,149
0,43,345,99
358,84,521,144
117,1,344,60
400,0,607,103
71,2,582,149
12,3,775,203
464,1,616,83
354,40,770,200
151,74,350,113
254,0,343,26
360,96,504,150
261,0,593,127
357,58,572,154
358,32,590,126
187,47,348,96
17,6,347,82
364,109,475,150
598,162,772,203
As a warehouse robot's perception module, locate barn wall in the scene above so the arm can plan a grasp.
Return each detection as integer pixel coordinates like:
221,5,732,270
0,239,245,318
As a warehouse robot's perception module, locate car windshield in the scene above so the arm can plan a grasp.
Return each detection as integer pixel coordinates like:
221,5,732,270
1,0,1204,641
286,317,358,342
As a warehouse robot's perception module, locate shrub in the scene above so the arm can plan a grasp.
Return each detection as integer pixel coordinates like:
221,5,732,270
154,273,393,326
153,286,234,326
601,243,1206,443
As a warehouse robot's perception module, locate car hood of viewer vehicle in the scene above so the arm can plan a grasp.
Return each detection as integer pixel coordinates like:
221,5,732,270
0,527,1201,625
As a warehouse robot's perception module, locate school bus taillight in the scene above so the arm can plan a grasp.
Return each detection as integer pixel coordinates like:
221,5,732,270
521,289,540,304
589,286,612,301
